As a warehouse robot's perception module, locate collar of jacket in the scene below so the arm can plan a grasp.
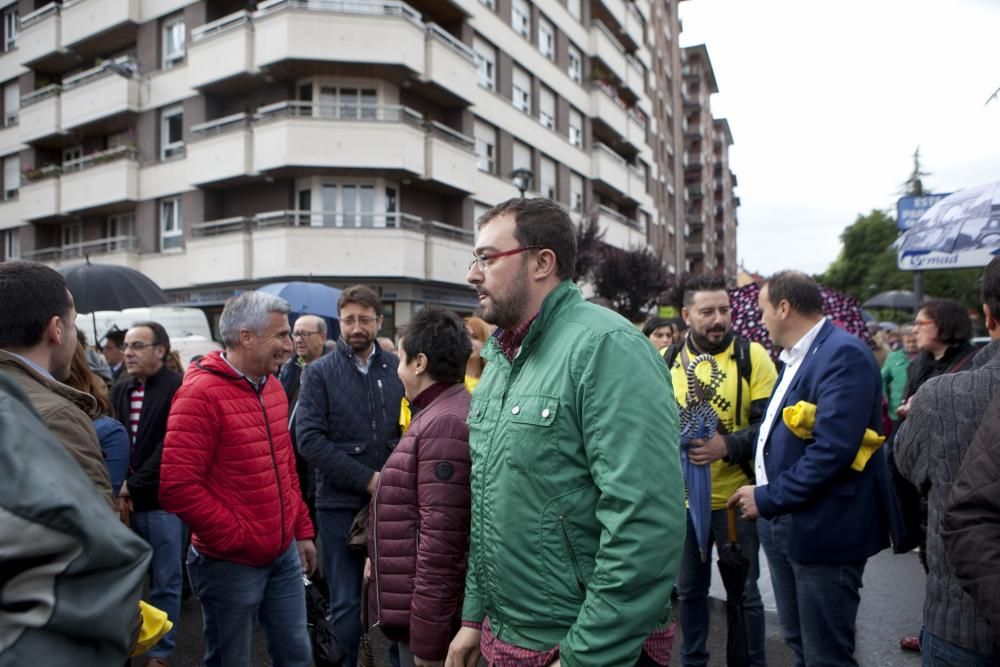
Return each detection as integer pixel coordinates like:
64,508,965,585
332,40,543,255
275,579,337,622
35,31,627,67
0,349,99,417
972,338,1000,369
124,364,177,392
481,280,581,366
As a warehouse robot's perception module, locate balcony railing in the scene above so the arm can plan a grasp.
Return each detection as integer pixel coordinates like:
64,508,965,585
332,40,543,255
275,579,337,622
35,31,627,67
62,145,138,174
426,120,475,152
20,2,59,30
598,204,639,229
23,236,139,261
193,211,474,242
190,112,251,139
191,10,251,42
255,101,423,126
425,22,474,63
255,0,422,24
21,83,60,108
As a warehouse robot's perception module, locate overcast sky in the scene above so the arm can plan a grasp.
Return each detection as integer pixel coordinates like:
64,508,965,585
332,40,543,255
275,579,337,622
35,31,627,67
679,0,1000,275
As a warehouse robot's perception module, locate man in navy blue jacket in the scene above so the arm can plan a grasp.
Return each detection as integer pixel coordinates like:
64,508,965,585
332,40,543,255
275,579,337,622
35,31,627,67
296,285,404,666
729,272,902,667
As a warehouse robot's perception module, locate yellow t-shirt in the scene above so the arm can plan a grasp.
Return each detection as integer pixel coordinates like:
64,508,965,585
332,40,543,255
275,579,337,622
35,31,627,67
668,338,778,509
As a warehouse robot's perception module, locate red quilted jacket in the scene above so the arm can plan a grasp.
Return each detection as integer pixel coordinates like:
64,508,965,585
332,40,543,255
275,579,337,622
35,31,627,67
369,383,471,661
160,351,314,567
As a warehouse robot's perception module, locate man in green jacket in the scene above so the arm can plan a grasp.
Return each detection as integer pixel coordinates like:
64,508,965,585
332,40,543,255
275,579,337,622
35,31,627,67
445,198,685,667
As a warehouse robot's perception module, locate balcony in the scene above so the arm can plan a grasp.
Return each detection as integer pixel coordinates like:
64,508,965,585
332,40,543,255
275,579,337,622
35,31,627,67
424,121,477,193
61,146,139,214
628,165,648,202
590,83,628,140
595,0,627,32
187,211,474,286
20,170,61,220
423,23,477,104
686,241,705,257
625,55,645,96
187,113,254,185
19,85,62,143
61,63,140,131
23,236,138,262
188,11,255,90
253,0,425,74
17,4,66,70
590,21,628,85
61,0,140,49
591,143,629,196
597,205,645,252
626,111,646,151
623,3,645,52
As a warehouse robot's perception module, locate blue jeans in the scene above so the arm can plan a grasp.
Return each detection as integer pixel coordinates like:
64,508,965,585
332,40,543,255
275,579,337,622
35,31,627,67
132,510,183,658
921,629,995,667
677,509,767,667
187,542,311,667
317,508,365,666
758,516,865,667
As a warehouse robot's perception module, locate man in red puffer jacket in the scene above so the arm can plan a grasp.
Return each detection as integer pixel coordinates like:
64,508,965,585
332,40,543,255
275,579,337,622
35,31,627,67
160,291,316,667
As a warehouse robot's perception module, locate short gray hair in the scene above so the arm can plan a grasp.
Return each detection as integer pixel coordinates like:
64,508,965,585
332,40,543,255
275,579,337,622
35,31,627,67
219,292,290,348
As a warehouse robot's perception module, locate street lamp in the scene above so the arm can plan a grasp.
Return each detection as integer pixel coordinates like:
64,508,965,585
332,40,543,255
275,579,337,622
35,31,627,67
511,168,533,198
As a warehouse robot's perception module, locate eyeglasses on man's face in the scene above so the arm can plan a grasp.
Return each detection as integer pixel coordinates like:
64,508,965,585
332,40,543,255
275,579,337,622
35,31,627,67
121,341,158,352
341,316,378,327
468,246,541,272
292,330,322,339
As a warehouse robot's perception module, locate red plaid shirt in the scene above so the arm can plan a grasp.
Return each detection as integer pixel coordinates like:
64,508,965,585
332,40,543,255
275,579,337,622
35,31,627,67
463,618,675,666
495,314,539,361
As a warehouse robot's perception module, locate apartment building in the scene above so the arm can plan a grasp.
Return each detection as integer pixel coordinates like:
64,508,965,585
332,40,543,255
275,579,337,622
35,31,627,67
680,42,739,279
0,0,699,327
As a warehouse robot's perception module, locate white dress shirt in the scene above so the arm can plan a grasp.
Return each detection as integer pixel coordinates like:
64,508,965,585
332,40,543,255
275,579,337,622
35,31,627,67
755,317,827,485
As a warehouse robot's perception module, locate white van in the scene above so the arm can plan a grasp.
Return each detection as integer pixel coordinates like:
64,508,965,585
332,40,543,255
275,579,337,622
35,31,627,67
78,306,214,346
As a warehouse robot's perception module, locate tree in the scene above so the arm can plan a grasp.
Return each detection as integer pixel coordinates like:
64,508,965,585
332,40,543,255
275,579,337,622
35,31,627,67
900,146,931,197
817,209,981,310
574,208,606,283
593,245,673,322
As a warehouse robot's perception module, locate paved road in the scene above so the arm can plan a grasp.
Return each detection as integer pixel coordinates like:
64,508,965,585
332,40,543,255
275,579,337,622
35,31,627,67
164,549,925,666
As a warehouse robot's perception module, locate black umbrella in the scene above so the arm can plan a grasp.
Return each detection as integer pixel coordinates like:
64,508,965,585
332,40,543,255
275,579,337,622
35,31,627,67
58,260,168,315
717,507,751,667
862,290,926,311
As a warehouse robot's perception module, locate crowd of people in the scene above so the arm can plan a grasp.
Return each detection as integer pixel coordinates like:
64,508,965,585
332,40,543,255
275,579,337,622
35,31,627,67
1,197,999,667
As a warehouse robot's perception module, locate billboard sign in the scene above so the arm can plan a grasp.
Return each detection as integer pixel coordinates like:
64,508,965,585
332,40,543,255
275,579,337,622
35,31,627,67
897,194,949,231
896,183,1000,271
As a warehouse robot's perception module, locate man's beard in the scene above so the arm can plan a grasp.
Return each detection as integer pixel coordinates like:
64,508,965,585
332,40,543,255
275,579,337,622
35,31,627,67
479,269,531,330
689,326,731,355
345,332,375,354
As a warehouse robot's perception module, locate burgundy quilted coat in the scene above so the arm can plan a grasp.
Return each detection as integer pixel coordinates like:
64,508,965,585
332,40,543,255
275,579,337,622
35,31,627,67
369,383,472,661
160,351,314,567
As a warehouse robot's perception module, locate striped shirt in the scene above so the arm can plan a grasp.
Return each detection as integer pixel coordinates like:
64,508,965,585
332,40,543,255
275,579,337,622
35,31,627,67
129,384,144,444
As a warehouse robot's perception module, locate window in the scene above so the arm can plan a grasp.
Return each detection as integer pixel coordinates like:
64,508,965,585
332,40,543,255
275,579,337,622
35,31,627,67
319,86,377,119
106,213,134,250
512,0,530,37
62,145,83,165
538,86,555,130
3,154,17,200
3,5,16,52
568,108,582,147
570,172,584,212
162,17,186,68
567,44,582,83
512,66,531,113
539,156,556,200
3,80,17,127
474,37,496,91
160,197,183,251
321,183,376,227
62,221,82,254
473,120,496,174
2,228,19,260
513,140,531,174
538,17,555,61
567,0,581,21
161,106,183,160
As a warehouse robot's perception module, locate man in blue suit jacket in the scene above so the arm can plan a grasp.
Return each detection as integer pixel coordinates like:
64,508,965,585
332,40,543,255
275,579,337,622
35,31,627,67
729,272,901,667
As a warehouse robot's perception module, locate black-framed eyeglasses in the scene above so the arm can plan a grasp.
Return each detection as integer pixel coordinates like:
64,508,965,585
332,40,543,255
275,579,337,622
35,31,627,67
468,246,541,272
121,341,158,351
292,331,322,339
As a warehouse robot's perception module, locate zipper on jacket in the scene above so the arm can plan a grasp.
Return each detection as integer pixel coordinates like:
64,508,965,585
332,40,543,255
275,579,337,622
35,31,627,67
258,391,287,561
558,515,586,596
376,378,389,436
371,473,385,626
367,375,378,443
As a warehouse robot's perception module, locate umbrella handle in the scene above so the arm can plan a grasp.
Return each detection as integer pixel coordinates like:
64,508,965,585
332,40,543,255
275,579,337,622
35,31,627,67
727,506,738,545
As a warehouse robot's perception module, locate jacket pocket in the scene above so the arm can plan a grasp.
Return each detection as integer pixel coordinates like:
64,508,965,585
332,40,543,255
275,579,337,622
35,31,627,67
334,440,370,456
505,394,560,474
558,515,586,596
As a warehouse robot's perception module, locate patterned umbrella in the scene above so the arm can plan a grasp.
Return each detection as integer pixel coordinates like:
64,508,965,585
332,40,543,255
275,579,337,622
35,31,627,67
677,352,722,562
728,282,875,360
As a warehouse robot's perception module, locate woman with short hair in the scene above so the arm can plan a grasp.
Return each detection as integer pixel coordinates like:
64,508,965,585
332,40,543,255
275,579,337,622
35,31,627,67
369,307,473,667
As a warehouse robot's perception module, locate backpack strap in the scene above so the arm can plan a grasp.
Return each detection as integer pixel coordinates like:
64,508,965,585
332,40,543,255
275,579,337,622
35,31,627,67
733,337,753,427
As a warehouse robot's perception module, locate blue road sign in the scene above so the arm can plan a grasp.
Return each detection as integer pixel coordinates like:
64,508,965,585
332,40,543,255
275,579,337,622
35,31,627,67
897,194,950,231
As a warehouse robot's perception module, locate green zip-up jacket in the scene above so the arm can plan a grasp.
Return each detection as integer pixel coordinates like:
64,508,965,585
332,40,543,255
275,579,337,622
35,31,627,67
881,348,910,422
463,280,685,667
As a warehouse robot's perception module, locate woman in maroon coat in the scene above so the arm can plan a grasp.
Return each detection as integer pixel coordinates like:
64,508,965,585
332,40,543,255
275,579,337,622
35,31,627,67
368,307,473,667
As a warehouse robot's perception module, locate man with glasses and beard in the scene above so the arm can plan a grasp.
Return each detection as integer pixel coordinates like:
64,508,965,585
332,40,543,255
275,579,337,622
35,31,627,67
445,198,684,667
297,285,405,666
662,275,777,667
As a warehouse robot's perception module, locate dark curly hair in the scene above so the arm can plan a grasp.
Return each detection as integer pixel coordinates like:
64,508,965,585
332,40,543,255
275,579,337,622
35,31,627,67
399,307,472,384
